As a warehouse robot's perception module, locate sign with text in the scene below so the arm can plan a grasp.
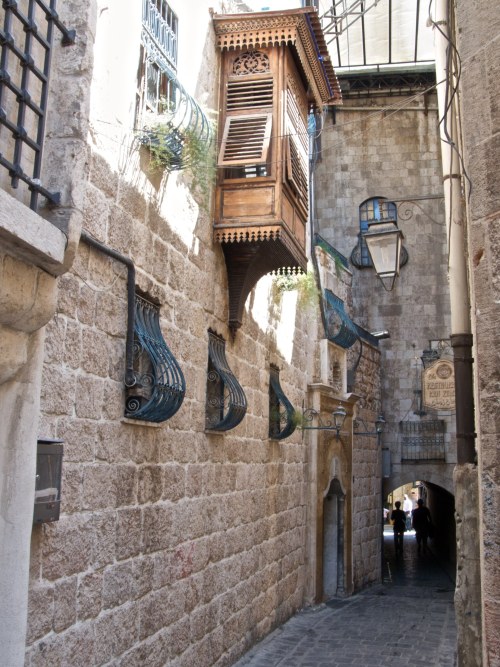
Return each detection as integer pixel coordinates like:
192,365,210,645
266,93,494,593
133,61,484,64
422,359,455,411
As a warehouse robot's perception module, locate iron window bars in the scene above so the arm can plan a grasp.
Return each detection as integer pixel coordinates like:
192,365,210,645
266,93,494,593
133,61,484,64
125,293,185,422
400,420,446,462
0,0,75,211
138,0,211,170
206,330,247,431
269,365,296,440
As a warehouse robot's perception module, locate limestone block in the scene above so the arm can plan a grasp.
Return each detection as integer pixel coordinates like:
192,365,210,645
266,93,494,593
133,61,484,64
81,328,111,377
116,508,143,561
103,561,136,610
138,586,184,640
40,365,76,416
41,516,93,581
94,290,127,339
108,206,134,256
56,417,97,463
96,422,132,463
138,465,163,504
92,512,117,569
77,572,103,621
53,576,78,632
26,583,54,645
0,254,57,332
142,505,175,554
93,605,140,665
82,183,110,240
75,375,105,419
61,464,83,514
162,464,186,502
133,556,154,600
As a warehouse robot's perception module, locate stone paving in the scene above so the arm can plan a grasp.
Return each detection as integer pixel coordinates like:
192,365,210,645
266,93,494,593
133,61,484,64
231,528,457,667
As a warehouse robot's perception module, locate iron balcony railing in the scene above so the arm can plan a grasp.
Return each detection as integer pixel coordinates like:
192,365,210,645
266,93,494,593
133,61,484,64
0,0,75,210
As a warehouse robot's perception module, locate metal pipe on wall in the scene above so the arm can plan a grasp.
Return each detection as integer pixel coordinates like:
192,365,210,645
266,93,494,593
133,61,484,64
433,0,475,464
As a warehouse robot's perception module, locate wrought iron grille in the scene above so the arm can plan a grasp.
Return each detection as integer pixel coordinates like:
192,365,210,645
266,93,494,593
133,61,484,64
323,289,359,349
138,0,211,171
125,294,185,422
0,0,75,210
206,330,247,431
400,420,446,461
269,365,296,440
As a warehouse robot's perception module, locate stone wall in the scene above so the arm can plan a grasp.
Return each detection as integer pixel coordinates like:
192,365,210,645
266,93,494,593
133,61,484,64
455,0,500,664
22,2,318,664
314,93,456,499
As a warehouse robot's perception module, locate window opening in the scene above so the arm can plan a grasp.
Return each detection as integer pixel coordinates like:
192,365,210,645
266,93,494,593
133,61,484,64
206,331,247,431
0,0,75,211
269,365,296,440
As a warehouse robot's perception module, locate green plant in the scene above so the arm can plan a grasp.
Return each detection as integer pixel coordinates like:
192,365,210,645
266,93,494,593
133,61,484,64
139,118,217,209
272,270,320,309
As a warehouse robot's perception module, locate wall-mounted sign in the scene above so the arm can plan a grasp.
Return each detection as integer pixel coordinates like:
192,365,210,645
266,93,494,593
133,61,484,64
422,359,455,411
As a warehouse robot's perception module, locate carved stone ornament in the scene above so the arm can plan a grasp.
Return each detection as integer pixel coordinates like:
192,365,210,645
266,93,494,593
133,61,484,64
233,50,270,75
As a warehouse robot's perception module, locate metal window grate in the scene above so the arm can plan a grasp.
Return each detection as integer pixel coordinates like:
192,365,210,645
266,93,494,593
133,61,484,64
125,294,185,422
400,420,446,461
269,365,296,440
323,289,359,349
206,330,247,431
0,0,75,210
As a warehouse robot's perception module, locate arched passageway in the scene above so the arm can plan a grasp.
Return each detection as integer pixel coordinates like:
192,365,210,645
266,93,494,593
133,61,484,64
385,480,456,570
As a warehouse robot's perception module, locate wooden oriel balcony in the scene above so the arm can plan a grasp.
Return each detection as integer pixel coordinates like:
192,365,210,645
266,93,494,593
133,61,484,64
212,8,341,333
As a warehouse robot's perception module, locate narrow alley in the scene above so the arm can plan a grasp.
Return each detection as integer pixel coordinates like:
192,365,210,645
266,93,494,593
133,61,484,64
231,527,457,667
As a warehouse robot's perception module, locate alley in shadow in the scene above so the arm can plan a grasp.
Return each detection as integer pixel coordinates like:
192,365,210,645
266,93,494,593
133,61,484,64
231,526,457,667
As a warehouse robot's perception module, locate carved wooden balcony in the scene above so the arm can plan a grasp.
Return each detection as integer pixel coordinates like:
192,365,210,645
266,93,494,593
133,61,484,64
213,8,341,333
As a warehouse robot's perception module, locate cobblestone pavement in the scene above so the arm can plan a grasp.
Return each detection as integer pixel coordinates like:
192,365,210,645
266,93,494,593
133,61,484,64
231,528,457,667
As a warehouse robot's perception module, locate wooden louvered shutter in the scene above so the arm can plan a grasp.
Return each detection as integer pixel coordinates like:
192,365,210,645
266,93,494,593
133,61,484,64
284,81,309,211
218,71,273,167
218,113,272,166
286,135,308,206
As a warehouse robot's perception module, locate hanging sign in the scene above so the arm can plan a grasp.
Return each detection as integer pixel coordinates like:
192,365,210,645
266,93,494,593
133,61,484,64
422,359,455,410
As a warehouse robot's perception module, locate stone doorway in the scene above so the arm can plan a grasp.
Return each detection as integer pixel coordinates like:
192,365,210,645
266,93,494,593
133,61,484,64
322,478,345,598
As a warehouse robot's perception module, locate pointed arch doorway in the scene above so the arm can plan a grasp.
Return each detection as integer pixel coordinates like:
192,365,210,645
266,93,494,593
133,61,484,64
323,478,345,598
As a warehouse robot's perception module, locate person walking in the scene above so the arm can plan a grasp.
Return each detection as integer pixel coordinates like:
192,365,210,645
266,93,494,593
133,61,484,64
403,493,413,531
390,501,407,556
412,498,433,553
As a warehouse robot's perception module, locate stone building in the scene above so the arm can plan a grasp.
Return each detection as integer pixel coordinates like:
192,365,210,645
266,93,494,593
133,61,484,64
0,1,382,666
0,1,498,667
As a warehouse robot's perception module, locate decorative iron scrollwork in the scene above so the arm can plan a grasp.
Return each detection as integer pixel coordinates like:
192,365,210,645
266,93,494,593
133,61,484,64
323,290,359,350
125,295,185,422
206,331,247,431
269,365,296,440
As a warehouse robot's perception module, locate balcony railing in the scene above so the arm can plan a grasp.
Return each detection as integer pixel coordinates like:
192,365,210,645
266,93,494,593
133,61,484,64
142,0,177,71
0,0,75,210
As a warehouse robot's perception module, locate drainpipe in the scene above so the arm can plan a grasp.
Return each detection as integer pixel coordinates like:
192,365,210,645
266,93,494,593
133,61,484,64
80,231,136,387
432,0,475,464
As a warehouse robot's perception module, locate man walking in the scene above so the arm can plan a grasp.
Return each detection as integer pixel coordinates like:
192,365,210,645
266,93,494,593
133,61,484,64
391,501,407,556
412,498,433,553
